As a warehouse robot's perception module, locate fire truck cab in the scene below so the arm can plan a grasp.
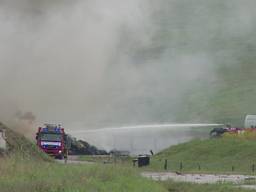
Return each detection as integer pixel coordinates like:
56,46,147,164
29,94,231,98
36,124,69,159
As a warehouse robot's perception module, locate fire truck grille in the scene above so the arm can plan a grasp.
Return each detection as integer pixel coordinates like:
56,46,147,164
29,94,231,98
45,145,58,149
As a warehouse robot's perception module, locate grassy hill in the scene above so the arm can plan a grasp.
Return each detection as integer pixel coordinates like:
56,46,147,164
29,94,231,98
0,122,50,161
175,63,256,126
150,137,256,173
143,1,256,126
1,123,250,192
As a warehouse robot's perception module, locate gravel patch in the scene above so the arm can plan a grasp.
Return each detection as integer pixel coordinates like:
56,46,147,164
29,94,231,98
142,172,256,184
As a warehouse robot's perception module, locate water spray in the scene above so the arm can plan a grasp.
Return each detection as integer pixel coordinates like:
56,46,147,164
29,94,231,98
71,123,223,133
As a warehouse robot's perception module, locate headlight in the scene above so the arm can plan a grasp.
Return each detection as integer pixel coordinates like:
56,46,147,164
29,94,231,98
58,150,62,154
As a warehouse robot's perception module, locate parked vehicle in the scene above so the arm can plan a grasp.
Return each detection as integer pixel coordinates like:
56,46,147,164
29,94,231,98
210,115,256,137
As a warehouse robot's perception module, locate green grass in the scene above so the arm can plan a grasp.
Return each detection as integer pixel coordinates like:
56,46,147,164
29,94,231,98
0,156,167,192
1,156,255,192
0,122,51,161
0,122,167,192
1,126,256,191
79,137,256,174
148,137,256,174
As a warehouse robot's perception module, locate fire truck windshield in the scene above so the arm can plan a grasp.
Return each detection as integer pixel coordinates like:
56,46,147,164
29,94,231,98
40,133,62,141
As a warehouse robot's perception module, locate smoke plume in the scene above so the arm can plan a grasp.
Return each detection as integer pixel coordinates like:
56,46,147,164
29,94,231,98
0,0,255,140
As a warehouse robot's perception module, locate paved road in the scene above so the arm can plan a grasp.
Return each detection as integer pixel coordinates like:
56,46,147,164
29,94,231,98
55,155,94,164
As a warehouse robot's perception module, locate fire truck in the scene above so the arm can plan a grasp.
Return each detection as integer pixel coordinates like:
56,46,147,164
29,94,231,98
36,124,70,159
210,115,256,137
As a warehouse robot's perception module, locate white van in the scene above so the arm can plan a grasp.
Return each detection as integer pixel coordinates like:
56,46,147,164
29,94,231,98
244,115,256,128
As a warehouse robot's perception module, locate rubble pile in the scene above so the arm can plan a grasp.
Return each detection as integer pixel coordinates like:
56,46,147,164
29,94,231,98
69,138,108,155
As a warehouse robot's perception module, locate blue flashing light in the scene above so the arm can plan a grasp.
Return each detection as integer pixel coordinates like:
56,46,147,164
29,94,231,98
41,127,61,133
54,128,61,132
42,128,48,132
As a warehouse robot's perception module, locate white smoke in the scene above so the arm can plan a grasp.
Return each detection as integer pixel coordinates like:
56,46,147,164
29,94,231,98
0,0,158,128
0,0,255,142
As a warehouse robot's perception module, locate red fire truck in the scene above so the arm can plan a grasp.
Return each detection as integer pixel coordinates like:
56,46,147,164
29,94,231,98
36,124,70,159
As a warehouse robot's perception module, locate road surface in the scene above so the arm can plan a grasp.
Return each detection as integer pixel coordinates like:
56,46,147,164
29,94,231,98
55,155,94,164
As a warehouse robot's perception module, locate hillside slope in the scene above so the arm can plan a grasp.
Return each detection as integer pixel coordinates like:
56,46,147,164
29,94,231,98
152,138,256,173
143,2,256,126
0,122,50,161
175,62,256,126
